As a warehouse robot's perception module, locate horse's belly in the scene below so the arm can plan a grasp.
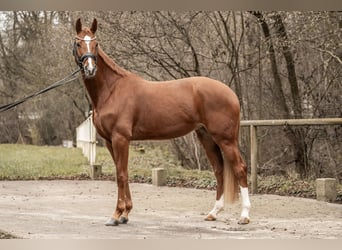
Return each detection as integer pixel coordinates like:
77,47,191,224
131,121,197,140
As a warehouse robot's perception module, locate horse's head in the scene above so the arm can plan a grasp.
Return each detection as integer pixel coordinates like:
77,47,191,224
73,18,98,78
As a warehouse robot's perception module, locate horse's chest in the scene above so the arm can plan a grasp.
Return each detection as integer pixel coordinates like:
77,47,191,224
93,112,110,139
93,110,122,140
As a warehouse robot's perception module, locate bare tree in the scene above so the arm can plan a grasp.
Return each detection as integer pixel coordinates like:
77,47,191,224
0,11,88,144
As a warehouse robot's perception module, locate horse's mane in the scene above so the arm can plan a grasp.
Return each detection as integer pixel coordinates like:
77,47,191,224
97,47,130,77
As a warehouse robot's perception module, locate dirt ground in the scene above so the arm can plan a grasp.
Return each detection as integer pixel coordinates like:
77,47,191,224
0,180,341,239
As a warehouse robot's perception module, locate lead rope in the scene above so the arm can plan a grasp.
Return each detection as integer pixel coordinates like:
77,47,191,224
0,68,81,113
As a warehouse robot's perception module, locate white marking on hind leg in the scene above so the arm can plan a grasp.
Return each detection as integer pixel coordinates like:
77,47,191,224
240,186,251,219
207,195,224,219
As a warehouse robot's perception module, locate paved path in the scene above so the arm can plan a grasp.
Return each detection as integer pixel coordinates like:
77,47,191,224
0,180,341,239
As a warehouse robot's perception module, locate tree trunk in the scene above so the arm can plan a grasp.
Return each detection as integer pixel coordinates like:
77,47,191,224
251,11,290,119
272,14,302,119
251,11,309,178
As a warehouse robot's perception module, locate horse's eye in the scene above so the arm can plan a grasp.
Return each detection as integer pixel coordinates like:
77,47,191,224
76,43,81,48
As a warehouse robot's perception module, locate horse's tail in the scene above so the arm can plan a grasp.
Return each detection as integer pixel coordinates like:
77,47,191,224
223,154,239,204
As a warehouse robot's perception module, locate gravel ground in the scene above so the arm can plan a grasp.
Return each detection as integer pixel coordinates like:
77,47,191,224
0,180,341,239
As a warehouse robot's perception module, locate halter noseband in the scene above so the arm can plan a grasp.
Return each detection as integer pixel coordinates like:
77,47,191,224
73,36,98,69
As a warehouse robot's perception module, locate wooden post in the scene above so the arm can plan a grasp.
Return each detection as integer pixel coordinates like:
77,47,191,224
250,125,258,194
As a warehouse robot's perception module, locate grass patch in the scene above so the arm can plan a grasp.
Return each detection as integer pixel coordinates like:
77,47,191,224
1,143,341,202
0,143,183,181
0,144,89,180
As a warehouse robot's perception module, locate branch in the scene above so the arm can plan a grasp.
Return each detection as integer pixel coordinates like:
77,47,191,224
261,147,289,170
315,47,342,65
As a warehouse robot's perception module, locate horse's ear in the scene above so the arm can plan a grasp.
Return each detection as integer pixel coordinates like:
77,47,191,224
76,18,82,34
90,18,97,34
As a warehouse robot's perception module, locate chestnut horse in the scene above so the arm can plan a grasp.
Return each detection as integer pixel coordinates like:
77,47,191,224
73,18,251,226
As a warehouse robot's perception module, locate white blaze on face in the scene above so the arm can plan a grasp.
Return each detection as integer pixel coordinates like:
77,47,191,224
84,35,95,71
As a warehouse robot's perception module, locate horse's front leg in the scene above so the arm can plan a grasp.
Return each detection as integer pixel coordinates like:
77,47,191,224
105,134,132,226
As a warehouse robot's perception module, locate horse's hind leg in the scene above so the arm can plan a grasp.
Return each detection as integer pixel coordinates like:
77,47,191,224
218,139,251,225
195,128,225,221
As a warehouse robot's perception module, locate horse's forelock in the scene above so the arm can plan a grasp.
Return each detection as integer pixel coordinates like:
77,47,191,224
82,28,95,36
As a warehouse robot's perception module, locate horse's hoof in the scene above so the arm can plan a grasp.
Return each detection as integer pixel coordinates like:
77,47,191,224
237,217,250,225
119,216,129,224
204,214,216,221
105,218,119,226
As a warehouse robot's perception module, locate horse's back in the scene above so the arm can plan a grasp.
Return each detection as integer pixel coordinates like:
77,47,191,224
143,76,240,118
147,76,238,101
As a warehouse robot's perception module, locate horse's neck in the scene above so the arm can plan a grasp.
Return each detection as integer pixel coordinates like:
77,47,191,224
83,48,129,109
97,47,130,77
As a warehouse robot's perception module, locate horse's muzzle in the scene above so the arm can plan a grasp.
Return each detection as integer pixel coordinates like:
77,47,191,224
78,52,97,78
84,64,97,78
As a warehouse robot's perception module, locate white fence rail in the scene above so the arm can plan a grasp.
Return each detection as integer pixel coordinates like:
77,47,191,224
76,113,96,165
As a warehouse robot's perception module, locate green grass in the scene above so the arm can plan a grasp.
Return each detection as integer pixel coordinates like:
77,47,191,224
0,144,89,180
0,143,216,188
0,143,200,181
